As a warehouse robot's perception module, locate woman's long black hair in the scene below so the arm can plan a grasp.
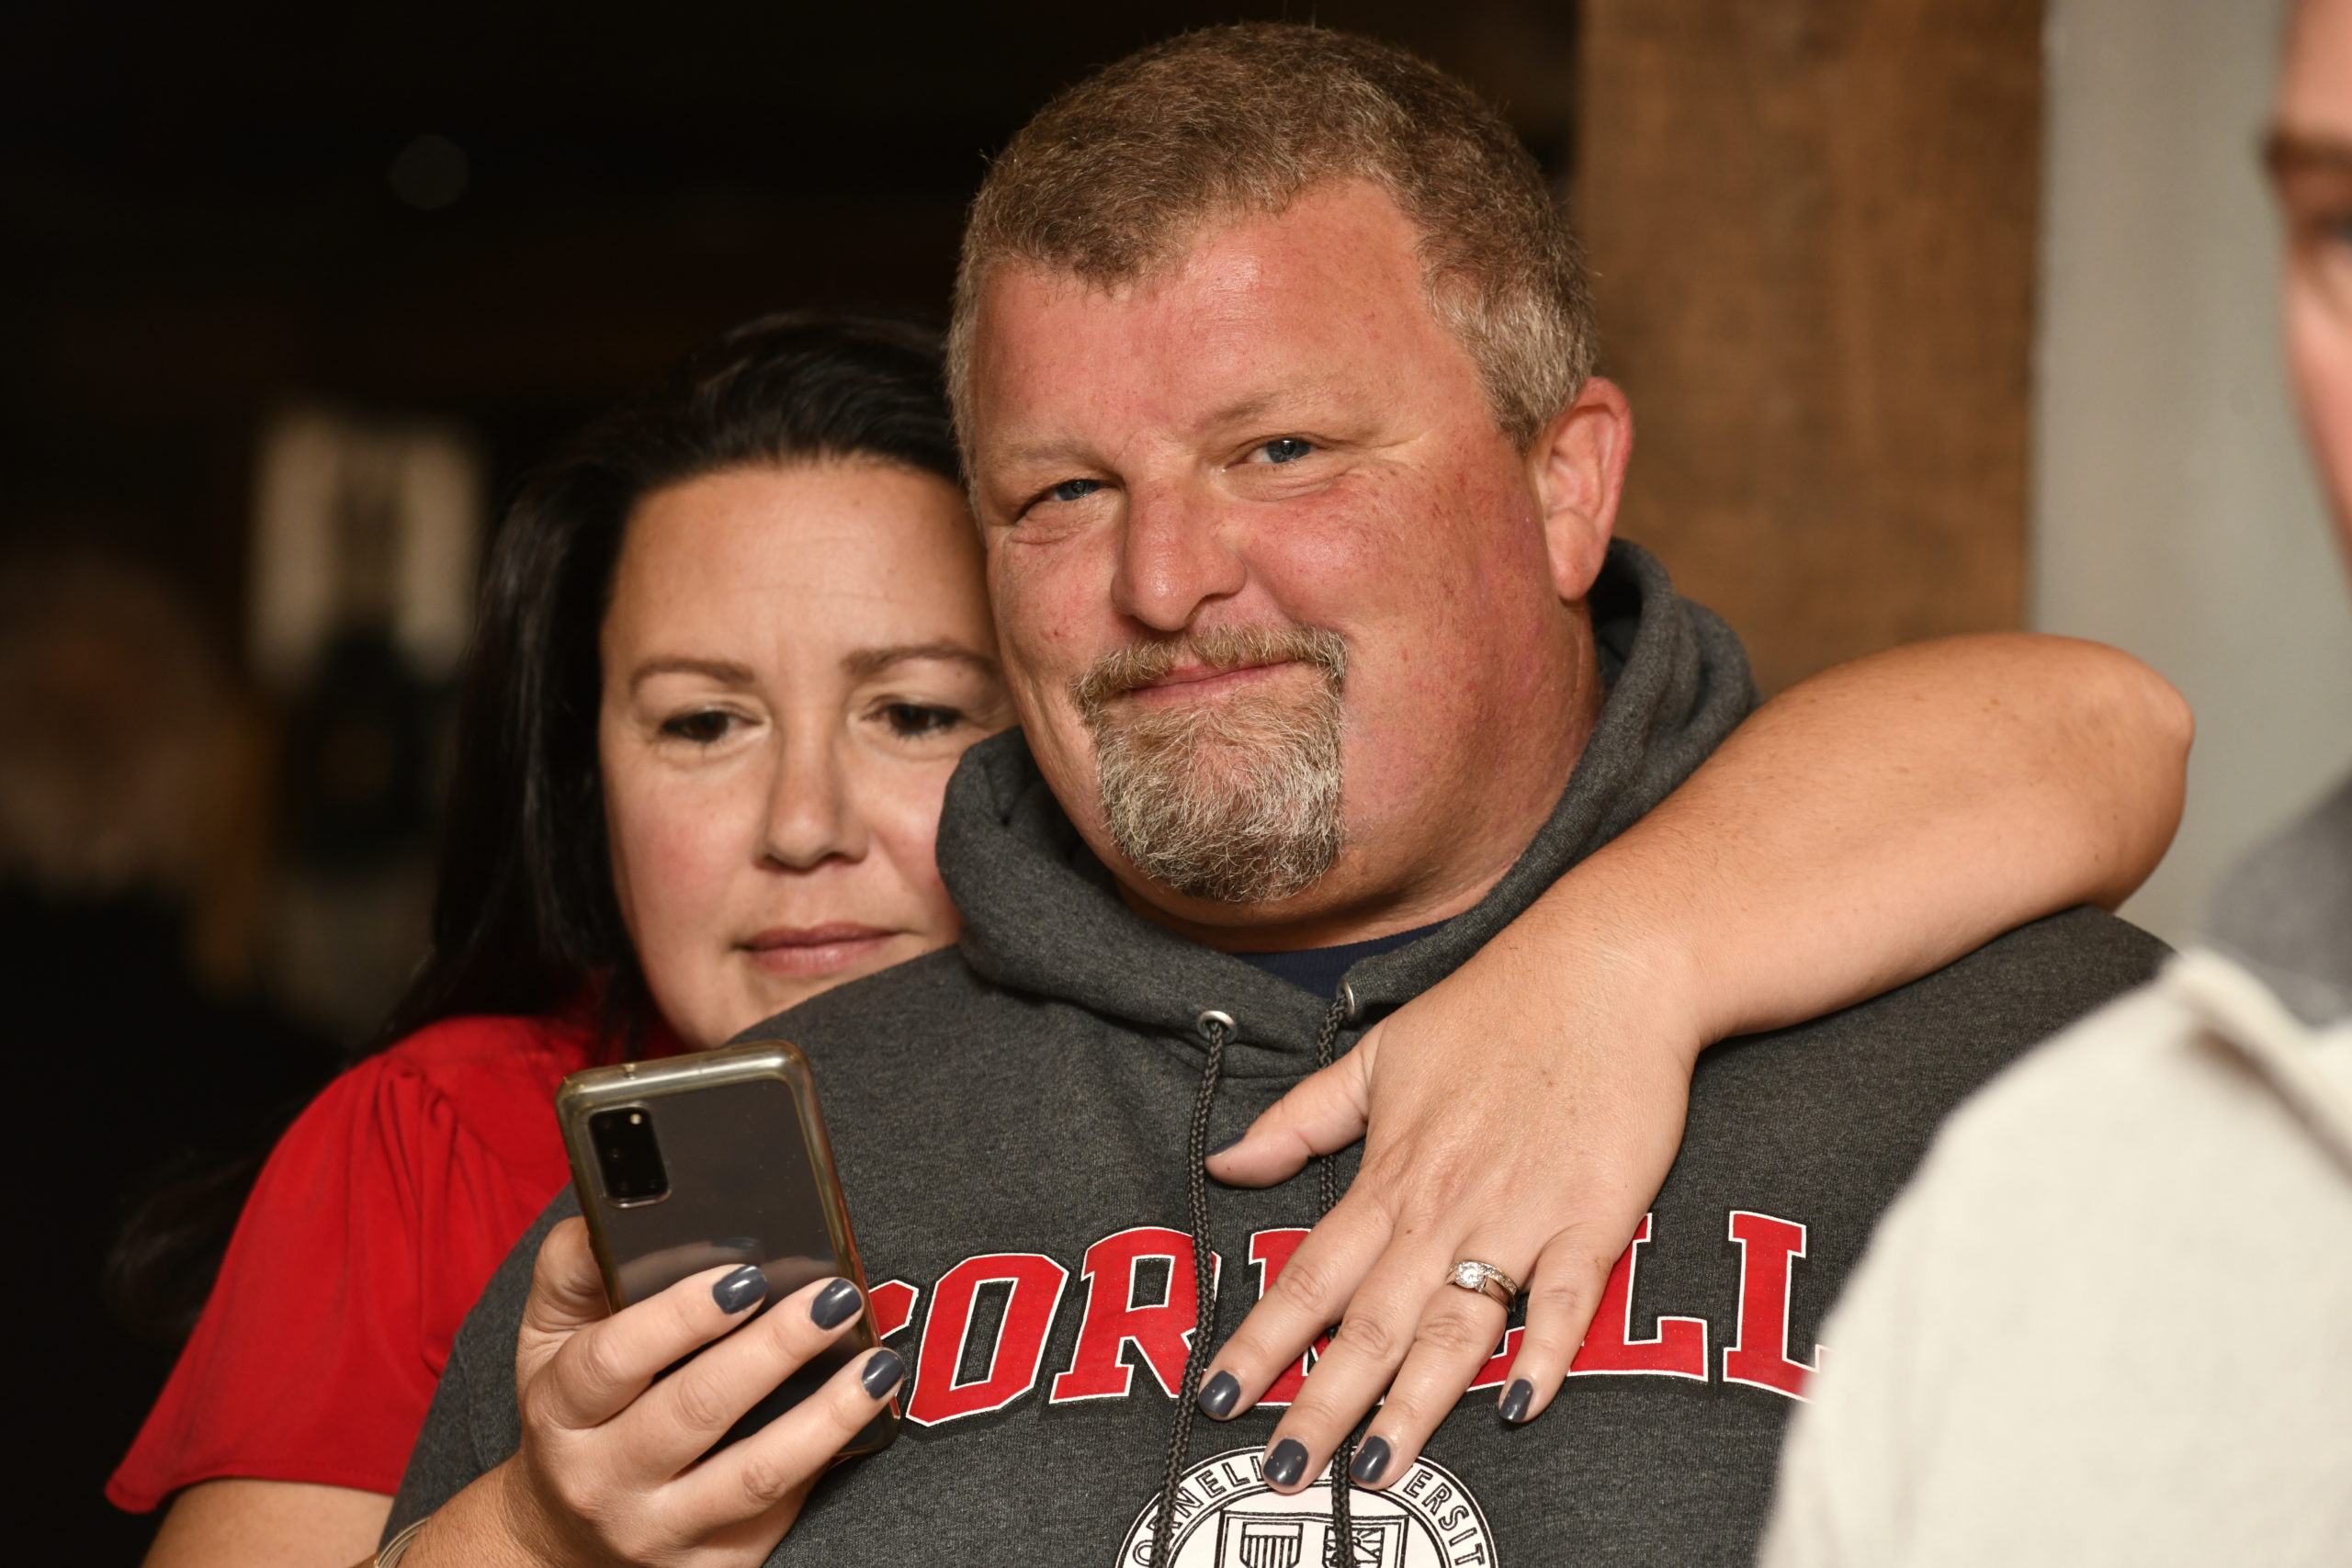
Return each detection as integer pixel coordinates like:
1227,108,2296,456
379,308,962,1051
107,311,963,1343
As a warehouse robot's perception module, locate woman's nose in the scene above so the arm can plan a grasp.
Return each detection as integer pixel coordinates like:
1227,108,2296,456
758,732,865,870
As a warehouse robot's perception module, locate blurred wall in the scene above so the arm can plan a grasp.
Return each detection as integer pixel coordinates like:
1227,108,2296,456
2034,0,2352,944
1579,0,2044,696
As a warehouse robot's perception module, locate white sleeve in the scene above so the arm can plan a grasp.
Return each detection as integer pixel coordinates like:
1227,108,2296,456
1760,976,2352,1568
1757,1147,1951,1568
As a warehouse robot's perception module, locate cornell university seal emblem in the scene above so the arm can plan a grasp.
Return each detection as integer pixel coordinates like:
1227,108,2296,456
1119,1447,1498,1567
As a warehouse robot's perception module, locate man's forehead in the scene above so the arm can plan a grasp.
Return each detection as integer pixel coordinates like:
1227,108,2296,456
988,186,1421,328
965,183,1447,448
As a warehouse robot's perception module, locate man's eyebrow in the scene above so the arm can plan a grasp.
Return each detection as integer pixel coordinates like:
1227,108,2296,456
2266,129,2352,178
629,656,754,691
984,435,1099,476
982,384,1348,477
1200,378,1353,434
842,641,1000,680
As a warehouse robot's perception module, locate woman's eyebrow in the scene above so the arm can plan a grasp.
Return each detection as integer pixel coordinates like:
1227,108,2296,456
843,641,1000,680
629,656,755,691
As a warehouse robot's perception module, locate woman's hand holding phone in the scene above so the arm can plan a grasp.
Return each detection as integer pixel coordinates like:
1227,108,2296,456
397,1217,904,1568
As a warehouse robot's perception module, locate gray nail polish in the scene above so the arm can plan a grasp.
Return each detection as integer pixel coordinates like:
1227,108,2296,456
1264,1438,1309,1489
810,1278,863,1330
1349,1436,1391,1484
860,1348,906,1399
1197,1370,1241,1418
712,1264,767,1314
1208,1134,1243,1157
1498,1377,1535,1424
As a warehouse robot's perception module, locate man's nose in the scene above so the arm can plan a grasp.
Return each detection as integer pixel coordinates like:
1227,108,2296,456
759,727,866,872
1111,479,1247,633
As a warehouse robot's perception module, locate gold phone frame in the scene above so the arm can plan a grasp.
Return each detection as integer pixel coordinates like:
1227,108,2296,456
555,1038,898,1459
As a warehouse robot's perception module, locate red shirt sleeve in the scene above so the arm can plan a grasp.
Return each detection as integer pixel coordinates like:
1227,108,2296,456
107,1014,594,1510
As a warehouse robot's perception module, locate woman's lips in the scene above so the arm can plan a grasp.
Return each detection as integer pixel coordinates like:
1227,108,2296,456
741,923,900,977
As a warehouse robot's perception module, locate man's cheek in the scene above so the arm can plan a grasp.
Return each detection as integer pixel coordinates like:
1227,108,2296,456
993,553,1102,684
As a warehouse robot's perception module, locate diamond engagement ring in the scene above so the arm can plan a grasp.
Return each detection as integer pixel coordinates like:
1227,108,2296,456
1445,1259,1520,1307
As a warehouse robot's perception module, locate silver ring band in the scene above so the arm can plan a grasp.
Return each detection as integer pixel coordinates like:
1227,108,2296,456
1445,1259,1520,1308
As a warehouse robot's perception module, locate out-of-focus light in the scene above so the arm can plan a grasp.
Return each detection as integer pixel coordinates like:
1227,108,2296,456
249,405,484,692
387,135,469,210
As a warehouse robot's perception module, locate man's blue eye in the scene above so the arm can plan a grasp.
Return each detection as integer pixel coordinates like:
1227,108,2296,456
1261,437,1313,464
1051,479,1102,502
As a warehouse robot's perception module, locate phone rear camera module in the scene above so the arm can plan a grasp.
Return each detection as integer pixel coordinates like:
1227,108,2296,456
589,1106,671,1204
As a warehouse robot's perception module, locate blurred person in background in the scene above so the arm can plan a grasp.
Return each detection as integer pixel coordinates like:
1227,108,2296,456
0,552,334,1566
1759,2,2352,1561
113,302,2185,1568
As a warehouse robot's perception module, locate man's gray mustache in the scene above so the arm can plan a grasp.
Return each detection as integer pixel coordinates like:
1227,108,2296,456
1069,626,1349,721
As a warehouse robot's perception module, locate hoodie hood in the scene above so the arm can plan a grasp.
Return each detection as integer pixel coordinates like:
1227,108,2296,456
934,539,1755,1075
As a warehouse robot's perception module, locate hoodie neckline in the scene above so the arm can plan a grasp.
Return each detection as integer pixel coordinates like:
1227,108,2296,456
934,540,1756,1076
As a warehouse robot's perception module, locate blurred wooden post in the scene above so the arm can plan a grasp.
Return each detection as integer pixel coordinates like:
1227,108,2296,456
1577,0,2044,694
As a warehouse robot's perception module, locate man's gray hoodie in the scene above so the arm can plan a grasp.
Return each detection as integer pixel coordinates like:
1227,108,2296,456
390,544,2165,1565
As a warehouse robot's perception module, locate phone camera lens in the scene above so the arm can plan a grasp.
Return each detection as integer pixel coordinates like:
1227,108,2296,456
588,1106,670,1205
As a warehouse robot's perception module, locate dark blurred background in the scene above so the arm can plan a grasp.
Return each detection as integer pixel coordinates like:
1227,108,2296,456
4,0,1590,1038
9,1,2073,1560
4,0,1576,720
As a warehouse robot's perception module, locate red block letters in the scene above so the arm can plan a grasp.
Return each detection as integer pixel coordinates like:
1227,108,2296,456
1050,1226,1218,1403
888,1207,1818,1425
1722,1210,1816,1399
867,1279,919,1340
1567,1213,1709,1382
904,1252,1069,1426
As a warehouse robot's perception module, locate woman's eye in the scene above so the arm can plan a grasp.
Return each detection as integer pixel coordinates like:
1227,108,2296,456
881,703,961,739
1257,437,1315,465
1050,478,1103,502
660,710,735,744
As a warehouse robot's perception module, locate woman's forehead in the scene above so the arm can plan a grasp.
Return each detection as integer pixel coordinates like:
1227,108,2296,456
610,462,989,656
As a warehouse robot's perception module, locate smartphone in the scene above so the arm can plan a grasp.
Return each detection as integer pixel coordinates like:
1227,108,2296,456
555,1039,899,1459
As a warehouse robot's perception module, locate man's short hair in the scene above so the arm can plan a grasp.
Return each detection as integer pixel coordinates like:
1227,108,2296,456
948,22,1597,452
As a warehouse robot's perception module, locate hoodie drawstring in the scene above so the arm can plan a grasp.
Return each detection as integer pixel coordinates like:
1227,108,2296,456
1156,992,1360,1568
1157,1008,1232,1568
1312,988,1357,1567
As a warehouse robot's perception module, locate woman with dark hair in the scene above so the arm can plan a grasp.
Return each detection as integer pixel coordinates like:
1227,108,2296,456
379,308,978,1049
112,309,2188,1567
111,309,998,1560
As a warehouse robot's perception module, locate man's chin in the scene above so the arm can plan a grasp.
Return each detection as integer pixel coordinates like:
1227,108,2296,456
1107,795,1343,907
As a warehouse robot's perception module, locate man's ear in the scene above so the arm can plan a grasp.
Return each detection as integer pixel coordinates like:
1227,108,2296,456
1528,376,1633,603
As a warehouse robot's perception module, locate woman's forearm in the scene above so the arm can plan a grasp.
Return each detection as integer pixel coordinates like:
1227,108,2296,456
1514,633,2190,1055
141,1478,390,1568
1195,631,2188,1449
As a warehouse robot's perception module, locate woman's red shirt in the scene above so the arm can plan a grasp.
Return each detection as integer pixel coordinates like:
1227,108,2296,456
108,1006,676,1510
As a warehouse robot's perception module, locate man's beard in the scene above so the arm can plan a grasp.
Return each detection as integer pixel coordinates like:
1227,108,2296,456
1070,625,1349,905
